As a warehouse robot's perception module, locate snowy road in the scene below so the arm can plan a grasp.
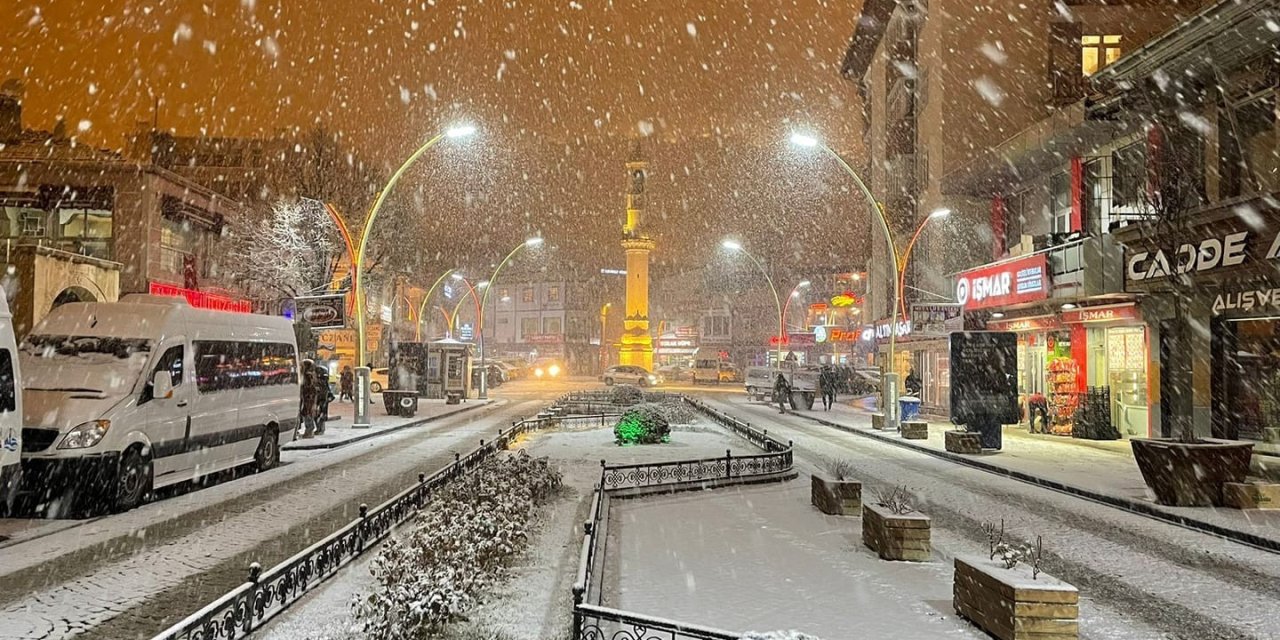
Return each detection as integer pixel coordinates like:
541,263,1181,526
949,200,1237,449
0,389,560,640
701,394,1280,640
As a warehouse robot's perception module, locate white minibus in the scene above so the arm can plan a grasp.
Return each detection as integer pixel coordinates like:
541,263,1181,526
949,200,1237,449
19,294,298,512
0,288,21,515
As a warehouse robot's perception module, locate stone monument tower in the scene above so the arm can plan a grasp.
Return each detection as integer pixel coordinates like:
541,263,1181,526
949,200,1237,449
618,139,655,372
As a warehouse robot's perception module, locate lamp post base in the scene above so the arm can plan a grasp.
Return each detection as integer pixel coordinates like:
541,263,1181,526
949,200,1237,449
882,372,900,431
353,367,372,429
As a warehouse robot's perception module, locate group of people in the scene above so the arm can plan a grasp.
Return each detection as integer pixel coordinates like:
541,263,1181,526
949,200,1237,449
298,360,333,439
771,365,845,414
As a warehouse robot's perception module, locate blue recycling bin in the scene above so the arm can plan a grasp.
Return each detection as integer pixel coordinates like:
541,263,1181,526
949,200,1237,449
899,396,922,422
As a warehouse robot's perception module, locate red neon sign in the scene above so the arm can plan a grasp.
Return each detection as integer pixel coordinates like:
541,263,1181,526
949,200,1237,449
955,254,1049,310
149,282,252,313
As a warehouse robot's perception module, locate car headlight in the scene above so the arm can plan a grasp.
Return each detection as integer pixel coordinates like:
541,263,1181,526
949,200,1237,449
59,420,111,450
648,375,657,382
549,365,561,377
535,368,544,377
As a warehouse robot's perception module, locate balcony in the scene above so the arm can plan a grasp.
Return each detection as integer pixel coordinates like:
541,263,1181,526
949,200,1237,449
1047,234,1124,299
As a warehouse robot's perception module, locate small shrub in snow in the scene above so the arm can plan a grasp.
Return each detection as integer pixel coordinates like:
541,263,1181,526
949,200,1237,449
353,451,562,639
609,384,644,406
651,398,696,425
741,631,823,640
614,403,672,445
822,457,855,481
874,484,916,515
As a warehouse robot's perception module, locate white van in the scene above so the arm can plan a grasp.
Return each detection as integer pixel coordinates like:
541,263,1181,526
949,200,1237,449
0,289,22,515
18,294,299,512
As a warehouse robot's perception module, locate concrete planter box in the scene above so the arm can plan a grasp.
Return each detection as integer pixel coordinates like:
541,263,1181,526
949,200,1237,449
901,420,928,440
1131,438,1253,506
811,473,861,516
945,430,982,454
862,503,930,561
871,413,887,430
953,554,1078,640
1223,482,1280,509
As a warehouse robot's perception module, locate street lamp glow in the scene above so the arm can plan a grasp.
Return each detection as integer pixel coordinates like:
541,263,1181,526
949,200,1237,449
799,279,812,288
446,124,477,138
789,133,820,148
721,239,743,252
478,280,490,289
930,207,953,219
524,236,544,247
451,273,464,280
791,290,801,298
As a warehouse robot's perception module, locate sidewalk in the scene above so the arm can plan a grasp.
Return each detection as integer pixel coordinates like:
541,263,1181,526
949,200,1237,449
284,396,493,451
782,397,1280,551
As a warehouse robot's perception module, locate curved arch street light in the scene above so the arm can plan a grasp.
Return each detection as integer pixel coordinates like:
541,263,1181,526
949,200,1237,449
790,131,904,427
781,279,812,337
476,236,544,398
898,208,950,320
722,239,784,366
450,276,487,337
354,124,476,371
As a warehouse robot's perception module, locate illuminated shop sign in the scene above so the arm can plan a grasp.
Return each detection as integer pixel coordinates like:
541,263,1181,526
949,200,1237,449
955,254,1048,310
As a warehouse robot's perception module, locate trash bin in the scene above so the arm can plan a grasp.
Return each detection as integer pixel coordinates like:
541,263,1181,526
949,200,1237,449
383,390,419,417
899,396,922,422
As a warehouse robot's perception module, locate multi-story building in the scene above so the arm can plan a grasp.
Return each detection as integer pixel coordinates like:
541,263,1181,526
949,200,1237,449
938,0,1276,443
477,275,600,374
0,80,246,336
841,0,1210,402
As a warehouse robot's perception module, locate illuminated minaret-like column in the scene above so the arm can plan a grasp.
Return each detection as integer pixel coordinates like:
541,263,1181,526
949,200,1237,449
618,139,655,372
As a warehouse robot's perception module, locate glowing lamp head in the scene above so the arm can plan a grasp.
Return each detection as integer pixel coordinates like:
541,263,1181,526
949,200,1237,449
478,280,490,289
930,207,953,219
721,239,743,252
446,125,477,139
789,133,820,148
524,237,544,248
799,280,812,288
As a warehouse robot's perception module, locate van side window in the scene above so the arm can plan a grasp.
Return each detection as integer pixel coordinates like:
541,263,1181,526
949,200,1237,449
0,349,15,412
141,346,184,404
195,341,298,393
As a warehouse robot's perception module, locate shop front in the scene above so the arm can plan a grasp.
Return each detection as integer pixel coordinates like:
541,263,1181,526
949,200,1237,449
655,331,698,368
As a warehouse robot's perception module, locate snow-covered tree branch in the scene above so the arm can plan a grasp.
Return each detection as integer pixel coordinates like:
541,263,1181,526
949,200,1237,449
223,199,341,305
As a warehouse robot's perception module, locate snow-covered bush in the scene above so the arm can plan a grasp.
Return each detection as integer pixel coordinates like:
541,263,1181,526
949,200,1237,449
741,631,823,640
354,451,562,639
651,398,696,425
614,403,672,445
610,384,644,406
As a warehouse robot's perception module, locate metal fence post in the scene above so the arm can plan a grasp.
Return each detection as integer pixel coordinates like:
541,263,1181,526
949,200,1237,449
725,449,732,479
356,503,368,551
244,561,261,634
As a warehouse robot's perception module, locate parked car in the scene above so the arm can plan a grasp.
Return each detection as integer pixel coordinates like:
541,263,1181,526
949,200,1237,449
18,293,298,513
600,365,658,387
369,367,389,393
656,364,691,381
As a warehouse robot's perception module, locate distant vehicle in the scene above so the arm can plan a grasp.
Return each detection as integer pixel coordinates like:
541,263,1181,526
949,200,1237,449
600,364,657,387
656,364,691,381
532,358,563,379
18,294,299,513
0,289,21,516
691,350,738,384
369,367,389,393
500,358,529,379
745,365,819,410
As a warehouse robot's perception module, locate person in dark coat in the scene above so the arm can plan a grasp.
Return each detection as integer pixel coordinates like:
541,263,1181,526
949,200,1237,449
905,367,923,397
299,360,320,438
819,366,838,411
773,373,792,414
314,365,334,435
339,366,354,402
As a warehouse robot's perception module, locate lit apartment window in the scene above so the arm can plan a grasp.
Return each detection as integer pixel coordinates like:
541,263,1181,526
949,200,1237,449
547,286,560,302
521,288,534,303
1081,35,1122,76
1050,172,1074,234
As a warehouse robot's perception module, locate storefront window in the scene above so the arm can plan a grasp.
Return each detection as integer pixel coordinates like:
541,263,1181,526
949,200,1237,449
1220,319,1280,441
1106,326,1148,437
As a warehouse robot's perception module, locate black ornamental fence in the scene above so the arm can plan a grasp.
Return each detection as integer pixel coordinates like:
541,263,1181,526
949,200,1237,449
571,397,797,640
150,413,560,640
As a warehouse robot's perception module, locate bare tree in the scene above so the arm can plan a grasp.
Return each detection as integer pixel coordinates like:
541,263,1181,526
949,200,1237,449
223,199,341,308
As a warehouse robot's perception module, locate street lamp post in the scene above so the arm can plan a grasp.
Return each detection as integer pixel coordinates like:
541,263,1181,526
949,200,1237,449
791,132,903,427
416,268,458,341
722,240,784,366
897,208,950,320
351,124,475,427
599,302,612,372
478,237,544,399
781,280,812,345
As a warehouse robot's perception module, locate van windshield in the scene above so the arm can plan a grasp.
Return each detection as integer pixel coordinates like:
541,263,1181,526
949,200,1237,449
20,335,154,396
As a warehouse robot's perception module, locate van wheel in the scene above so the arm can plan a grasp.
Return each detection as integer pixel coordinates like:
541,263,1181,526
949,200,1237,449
604,378,615,386
371,381,383,393
255,427,280,471
115,446,152,512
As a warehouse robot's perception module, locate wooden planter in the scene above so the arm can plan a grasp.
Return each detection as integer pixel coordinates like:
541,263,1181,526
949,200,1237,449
811,473,861,516
945,430,982,454
953,554,1078,640
901,420,928,440
862,503,930,561
1131,438,1254,506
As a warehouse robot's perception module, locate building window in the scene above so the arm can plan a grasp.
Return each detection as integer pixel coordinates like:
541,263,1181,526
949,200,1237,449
544,317,562,334
1222,90,1279,198
1004,190,1029,252
1111,143,1147,215
547,286,560,302
703,315,731,339
1081,35,1121,77
498,288,510,302
520,317,539,338
161,219,198,276
1049,172,1073,234
521,288,534,303
57,207,113,259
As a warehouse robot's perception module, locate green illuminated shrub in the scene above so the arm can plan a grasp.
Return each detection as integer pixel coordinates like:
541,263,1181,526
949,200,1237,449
614,403,671,445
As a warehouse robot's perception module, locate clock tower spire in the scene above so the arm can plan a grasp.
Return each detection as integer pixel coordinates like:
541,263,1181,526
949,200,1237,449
618,138,655,372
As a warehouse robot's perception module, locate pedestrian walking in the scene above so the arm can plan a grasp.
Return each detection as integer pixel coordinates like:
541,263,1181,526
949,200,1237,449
820,366,837,411
905,367,923,397
339,365,354,402
1027,392,1050,434
314,365,334,435
773,372,792,414
299,360,320,439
